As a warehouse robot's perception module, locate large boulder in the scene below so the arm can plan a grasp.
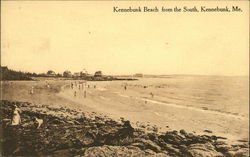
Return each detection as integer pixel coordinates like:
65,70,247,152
186,143,224,157
159,131,185,145
81,145,169,157
132,138,162,152
225,148,249,157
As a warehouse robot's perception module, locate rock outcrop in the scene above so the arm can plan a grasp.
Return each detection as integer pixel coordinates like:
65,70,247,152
1,100,249,157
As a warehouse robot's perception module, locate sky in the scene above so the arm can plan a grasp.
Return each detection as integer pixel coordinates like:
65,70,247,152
1,1,249,76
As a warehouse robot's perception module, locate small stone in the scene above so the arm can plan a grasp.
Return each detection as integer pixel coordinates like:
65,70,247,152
204,130,213,133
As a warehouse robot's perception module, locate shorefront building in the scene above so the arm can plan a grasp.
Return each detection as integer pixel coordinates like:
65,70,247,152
133,73,143,77
47,70,56,77
73,72,80,78
63,70,72,78
80,69,88,78
94,71,103,77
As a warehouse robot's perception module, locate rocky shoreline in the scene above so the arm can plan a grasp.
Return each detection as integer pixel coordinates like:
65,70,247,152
1,100,249,157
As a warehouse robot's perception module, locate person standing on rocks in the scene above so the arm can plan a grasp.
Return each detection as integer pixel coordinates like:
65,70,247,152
11,105,21,125
34,117,43,129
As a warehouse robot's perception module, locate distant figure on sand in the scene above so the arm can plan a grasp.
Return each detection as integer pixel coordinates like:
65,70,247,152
74,91,77,97
71,83,74,89
124,86,127,90
11,105,21,125
30,87,34,94
150,92,154,98
84,90,87,98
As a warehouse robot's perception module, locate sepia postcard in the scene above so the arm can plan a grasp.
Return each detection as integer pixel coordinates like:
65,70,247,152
1,0,249,156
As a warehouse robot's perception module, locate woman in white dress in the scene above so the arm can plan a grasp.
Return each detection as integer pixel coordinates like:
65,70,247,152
11,105,21,125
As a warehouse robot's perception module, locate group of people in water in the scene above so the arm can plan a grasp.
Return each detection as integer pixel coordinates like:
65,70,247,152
28,81,155,100
71,81,97,98
123,84,154,98
29,82,51,95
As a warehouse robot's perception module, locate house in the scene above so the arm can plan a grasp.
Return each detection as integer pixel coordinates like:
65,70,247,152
73,72,80,77
47,70,56,77
94,71,103,77
134,73,143,77
63,70,72,77
80,69,88,77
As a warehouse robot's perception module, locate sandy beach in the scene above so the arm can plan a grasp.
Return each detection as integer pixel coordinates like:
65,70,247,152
1,76,249,156
2,76,249,142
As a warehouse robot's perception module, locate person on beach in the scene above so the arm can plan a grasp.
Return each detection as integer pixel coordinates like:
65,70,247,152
11,105,21,125
84,90,87,98
124,86,127,90
150,92,154,98
30,87,34,94
74,91,77,97
71,83,74,89
34,117,43,129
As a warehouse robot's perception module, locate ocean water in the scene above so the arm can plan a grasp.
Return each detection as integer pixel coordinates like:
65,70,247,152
127,75,249,118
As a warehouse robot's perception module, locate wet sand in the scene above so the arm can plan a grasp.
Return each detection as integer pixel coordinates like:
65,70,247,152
58,79,249,142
